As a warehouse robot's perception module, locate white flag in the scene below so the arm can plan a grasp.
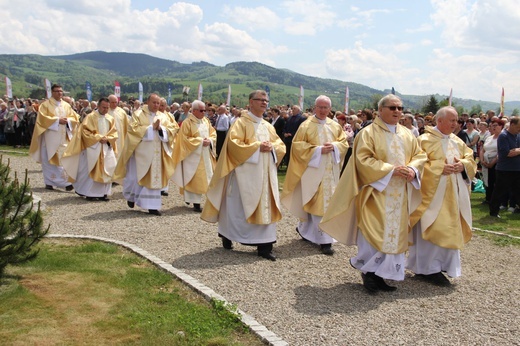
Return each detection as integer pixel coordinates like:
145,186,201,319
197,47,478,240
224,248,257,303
226,84,231,106
138,82,143,103
45,78,51,99
448,88,453,106
198,83,203,101
344,86,349,113
5,77,12,99
299,85,304,110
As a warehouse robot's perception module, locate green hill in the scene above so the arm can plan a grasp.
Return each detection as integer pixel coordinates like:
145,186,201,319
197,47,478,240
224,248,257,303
0,51,516,114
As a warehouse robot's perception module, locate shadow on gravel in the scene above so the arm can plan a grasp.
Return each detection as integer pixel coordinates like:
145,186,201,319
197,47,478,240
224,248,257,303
172,247,276,269
293,278,456,315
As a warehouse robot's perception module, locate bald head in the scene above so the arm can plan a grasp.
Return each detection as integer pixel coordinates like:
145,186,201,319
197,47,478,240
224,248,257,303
108,95,118,110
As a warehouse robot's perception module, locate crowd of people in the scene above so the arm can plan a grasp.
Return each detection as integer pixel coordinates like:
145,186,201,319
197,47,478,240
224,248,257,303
3,84,519,293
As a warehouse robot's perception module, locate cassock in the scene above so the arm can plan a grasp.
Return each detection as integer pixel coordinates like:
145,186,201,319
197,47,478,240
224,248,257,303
171,114,217,204
29,97,79,188
320,116,426,280
201,111,286,245
281,116,348,244
408,126,476,278
113,106,178,210
62,110,118,198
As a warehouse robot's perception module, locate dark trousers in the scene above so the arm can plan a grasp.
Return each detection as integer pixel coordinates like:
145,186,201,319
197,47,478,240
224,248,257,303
484,165,496,203
216,130,227,158
490,170,520,215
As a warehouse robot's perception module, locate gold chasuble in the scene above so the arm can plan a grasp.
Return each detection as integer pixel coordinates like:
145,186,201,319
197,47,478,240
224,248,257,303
410,127,476,249
62,111,118,183
29,98,79,166
201,112,286,225
109,106,129,161
281,116,348,218
113,106,178,189
320,116,426,254
171,114,216,194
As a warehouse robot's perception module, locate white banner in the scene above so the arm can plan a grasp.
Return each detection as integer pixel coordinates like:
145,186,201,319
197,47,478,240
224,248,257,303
5,76,12,99
226,84,231,106
197,83,203,101
45,78,51,99
299,85,304,110
344,86,349,113
138,82,143,103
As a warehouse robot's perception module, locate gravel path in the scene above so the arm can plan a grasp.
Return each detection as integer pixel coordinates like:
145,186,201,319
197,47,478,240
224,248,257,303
6,153,519,345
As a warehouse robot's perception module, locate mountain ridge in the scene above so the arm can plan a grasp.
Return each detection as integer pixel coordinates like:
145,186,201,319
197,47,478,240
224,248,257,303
1,51,518,113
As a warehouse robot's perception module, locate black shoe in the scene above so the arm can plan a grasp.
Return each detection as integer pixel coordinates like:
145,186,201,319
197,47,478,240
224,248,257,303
86,197,97,201
361,272,379,294
296,227,309,241
415,272,451,287
111,182,119,187
99,195,109,202
161,191,168,196
185,202,190,206
320,244,334,256
490,213,501,218
148,209,161,216
127,201,135,208
193,203,202,212
65,185,74,191
221,237,233,250
258,252,277,261
372,274,397,291
45,185,54,190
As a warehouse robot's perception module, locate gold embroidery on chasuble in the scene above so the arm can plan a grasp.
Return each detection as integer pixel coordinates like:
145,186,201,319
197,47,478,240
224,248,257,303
149,114,163,189
257,121,272,224
319,123,336,211
197,121,213,185
53,104,68,166
382,131,406,253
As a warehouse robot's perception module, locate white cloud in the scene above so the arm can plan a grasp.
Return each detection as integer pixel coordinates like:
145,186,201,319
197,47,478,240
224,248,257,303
222,5,281,31
280,0,337,35
431,0,520,52
319,41,420,92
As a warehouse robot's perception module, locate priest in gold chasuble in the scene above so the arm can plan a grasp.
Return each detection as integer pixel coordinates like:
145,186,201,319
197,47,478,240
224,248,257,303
320,94,426,293
113,94,178,215
62,97,118,200
408,106,476,286
201,90,286,261
29,84,79,190
281,95,348,255
171,100,216,212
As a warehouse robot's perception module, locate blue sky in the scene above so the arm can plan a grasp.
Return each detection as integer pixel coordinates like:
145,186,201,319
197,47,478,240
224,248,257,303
1,0,519,103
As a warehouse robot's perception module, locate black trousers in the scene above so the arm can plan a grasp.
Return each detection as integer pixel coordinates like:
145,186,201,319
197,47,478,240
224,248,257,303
216,130,227,158
490,170,520,215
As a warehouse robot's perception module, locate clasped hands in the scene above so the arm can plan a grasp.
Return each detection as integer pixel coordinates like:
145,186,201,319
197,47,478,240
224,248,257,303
153,119,161,131
443,157,464,175
321,143,334,154
260,141,273,152
393,165,415,182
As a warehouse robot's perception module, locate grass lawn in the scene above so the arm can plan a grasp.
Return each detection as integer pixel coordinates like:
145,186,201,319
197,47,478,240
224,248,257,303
0,239,262,346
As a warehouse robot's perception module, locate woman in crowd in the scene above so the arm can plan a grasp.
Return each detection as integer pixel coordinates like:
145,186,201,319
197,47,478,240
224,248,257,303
480,118,505,204
464,118,480,158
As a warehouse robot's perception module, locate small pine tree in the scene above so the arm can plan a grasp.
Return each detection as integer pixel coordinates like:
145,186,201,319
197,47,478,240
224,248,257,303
0,156,49,277
422,95,440,114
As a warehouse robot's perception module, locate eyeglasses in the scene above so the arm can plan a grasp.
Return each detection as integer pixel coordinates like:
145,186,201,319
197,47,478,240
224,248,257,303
383,106,403,111
252,98,269,103
197,109,206,112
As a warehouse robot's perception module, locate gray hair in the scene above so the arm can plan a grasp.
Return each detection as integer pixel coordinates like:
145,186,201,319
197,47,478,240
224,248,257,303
192,100,205,110
315,95,331,106
377,94,402,111
434,106,458,121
